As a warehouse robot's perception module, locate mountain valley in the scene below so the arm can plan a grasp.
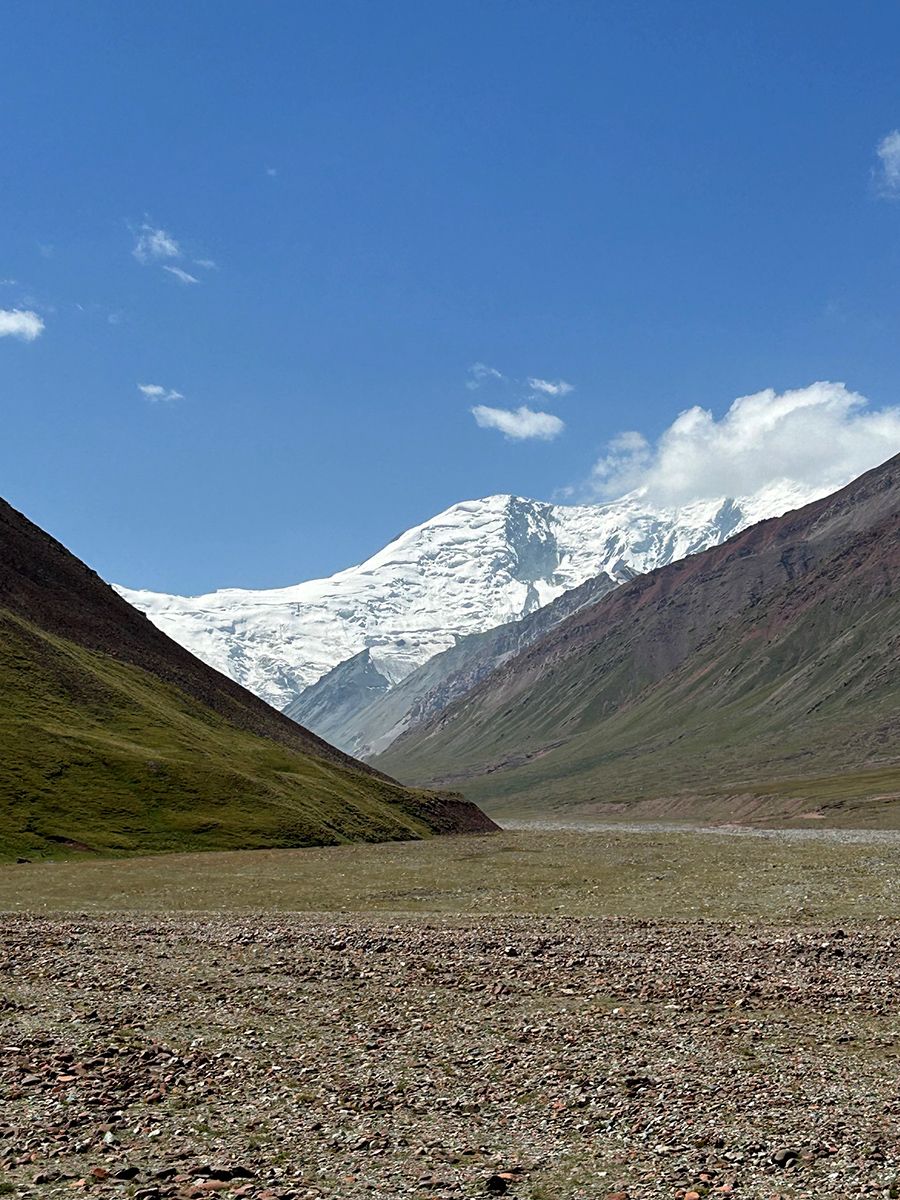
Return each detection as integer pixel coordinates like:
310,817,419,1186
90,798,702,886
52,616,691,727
376,454,900,824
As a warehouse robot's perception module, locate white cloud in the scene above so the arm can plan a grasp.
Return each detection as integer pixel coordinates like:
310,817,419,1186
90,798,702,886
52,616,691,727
589,382,900,504
0,309,44,340
138,382,184,403
133,224,181,263
466,362,506,390
528,377,574,398
266,166,278,177
162,265,200,285
876,130,900,197
193,258,217,270
472,404,565,441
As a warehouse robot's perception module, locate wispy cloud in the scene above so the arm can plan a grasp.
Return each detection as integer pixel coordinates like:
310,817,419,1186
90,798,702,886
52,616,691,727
266,166,278,177
132,222,214,284
138,382,184,403
466,362,506,390
472,404,565,441
466,363,575,404
133,224,181,263
162,265,200,286
875,130,900,197
0,309,45,341
588,382,900,504
528,376,574,398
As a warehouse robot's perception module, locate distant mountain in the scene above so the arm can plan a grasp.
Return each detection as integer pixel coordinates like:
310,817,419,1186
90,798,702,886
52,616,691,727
376,455,900,826
0,497,495,860
118,481,826,722
285,565,633,758
284,648,392,752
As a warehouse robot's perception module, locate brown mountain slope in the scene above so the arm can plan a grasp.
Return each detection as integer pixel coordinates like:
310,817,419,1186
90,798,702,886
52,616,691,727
377,454,900,825
0,498,496,859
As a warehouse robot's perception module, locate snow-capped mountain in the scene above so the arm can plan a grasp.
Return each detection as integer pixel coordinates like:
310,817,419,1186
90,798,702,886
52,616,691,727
116,479,823,711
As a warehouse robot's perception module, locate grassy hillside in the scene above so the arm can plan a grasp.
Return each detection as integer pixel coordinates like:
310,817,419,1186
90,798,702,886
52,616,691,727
378,456,900,824
417,592,900,823
0,608,482,860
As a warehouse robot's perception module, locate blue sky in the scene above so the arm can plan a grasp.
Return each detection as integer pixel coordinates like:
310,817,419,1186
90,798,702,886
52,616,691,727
3,1,900,593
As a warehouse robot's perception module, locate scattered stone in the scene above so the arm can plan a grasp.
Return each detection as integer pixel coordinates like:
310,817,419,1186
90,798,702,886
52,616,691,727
772,1148,799,1168
1,914,899,1199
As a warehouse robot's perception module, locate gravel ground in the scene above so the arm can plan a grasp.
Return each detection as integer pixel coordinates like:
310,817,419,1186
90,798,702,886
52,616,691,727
2,913,899,1200
502,821,900,845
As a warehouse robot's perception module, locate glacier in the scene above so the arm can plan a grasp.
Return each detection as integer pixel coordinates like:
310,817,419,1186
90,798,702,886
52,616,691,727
116,479,824,711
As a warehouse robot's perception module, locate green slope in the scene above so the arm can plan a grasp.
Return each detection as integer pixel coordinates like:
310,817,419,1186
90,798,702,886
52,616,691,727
378,456,900,825
0,608,477,860
404,588,900,823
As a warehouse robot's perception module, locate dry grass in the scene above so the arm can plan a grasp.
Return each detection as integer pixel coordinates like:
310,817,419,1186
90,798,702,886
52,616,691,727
3,824,900,921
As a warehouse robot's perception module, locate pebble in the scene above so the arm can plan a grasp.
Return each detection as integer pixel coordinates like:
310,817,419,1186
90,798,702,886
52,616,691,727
1,914,898,1199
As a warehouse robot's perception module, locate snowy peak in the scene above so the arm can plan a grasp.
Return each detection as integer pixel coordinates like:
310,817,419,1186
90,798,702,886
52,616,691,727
116,480,827,711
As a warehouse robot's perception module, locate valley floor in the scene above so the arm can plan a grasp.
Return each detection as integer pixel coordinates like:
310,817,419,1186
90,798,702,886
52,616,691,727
2,829,899,1200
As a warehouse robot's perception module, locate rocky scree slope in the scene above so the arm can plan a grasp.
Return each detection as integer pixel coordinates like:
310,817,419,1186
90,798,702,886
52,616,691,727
117,484,822,716
0,498,495,859
376,455,900,823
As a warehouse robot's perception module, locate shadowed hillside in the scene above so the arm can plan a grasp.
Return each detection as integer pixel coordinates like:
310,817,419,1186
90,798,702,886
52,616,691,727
0,499,496,859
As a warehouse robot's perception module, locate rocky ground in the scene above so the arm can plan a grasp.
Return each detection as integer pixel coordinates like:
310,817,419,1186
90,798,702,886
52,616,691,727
2,913,899,1200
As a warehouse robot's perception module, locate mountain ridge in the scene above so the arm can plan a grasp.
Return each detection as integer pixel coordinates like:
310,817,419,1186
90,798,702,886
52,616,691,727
117,480,828,718
285,565,632,758
376,454,900,825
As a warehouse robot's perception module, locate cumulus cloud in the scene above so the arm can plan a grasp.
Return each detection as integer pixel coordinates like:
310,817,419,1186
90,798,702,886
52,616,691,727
138,382,184,403
528,377,574,398
0,308,45,340
466,362,506,390
133,224,181,263
472,404,565,441
876,130,900,197
589,382,900,504
162,265,200,285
